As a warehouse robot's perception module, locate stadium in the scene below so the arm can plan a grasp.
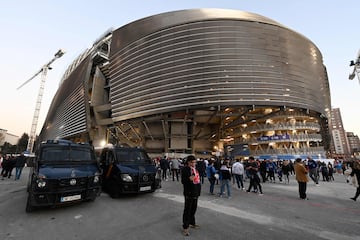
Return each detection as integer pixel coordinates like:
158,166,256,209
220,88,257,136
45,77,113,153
39,8,331,160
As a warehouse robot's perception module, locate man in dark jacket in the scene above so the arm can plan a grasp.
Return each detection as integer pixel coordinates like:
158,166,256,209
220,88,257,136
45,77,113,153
15,153,26,180
181,155,201,236
160,157,169,180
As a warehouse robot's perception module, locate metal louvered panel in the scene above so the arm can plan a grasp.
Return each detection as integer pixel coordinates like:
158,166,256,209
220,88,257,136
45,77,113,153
39,57,91,141
109,9,330,122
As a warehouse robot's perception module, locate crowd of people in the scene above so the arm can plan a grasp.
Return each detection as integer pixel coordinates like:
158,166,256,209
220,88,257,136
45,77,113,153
0,153,26,180
174,155,360,236
154,155,360,201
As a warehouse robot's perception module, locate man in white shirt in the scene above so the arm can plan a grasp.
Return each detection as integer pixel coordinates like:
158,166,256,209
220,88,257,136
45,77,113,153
232,159,245,190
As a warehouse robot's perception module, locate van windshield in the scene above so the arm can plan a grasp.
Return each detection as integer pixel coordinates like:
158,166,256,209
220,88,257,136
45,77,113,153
40,147,95,162
115,149,152,163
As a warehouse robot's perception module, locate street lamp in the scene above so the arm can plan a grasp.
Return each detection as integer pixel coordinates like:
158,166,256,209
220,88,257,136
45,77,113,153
349,49,360,83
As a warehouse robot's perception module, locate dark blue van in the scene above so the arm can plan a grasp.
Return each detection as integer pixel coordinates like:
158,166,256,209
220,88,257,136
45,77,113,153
99,145,161,198
25,140,101,212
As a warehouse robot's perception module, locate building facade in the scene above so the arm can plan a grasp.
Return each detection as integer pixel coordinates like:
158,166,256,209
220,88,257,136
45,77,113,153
0,128,19,146
346,132,360,158
39,9,331,159
329,108,351,158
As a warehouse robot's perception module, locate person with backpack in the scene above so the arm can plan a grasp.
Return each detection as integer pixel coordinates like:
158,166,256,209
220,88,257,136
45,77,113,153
219,160,232,198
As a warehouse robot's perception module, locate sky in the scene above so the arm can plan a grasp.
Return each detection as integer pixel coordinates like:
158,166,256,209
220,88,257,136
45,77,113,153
0,0,359,138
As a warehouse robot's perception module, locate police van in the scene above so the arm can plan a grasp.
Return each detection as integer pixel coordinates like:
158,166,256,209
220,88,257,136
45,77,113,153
99,144,160,198
25,140,102,212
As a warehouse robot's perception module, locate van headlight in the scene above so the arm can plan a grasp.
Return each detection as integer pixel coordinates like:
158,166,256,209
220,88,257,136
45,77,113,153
36,174,47,188
120,174,133,182
93,173,100,183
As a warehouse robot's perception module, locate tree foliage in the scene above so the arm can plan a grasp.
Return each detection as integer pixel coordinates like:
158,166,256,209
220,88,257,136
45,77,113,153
0,132,29,154
17,133,29,153
1,142,17,154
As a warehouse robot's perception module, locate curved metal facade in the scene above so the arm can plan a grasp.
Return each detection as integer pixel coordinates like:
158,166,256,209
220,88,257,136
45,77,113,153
40,56,91,141
39,9,331,158
109,9,330,122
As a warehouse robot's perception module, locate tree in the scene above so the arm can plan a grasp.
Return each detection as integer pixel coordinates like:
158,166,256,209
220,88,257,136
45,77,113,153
1,142,17,154
17,133,29,153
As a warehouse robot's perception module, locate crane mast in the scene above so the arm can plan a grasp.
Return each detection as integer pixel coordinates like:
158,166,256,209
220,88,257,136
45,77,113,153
17,49,65,153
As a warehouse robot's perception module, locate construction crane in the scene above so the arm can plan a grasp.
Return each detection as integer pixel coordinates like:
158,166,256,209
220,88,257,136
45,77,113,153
17,49,65,154
349,49,360,83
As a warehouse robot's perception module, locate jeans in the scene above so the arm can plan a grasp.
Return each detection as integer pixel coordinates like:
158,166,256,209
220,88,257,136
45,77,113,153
220,179,231,197
208,177,215,194
171,169,179,181
234,174,244,189
309,168,318,184
15,167,24,180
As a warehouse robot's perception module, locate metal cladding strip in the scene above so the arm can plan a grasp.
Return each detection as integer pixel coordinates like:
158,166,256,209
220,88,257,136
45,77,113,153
39,56,91,140
108,9,330,122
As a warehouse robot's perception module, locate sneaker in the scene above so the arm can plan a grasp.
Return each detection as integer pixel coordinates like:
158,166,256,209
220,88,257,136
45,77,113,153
182,228,190,236
258,193,263,196
190,224,200,229
350,197,356,201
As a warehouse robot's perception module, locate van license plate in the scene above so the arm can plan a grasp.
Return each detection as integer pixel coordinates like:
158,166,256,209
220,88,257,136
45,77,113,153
140,186,151,191
61,194,81,202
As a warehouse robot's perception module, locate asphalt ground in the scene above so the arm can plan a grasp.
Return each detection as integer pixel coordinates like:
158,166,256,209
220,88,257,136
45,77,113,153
1,167,359,240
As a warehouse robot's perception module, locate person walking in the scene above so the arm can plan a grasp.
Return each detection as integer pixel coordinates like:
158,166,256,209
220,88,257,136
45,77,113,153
266,159,277,183
160,156,169,181
328,162,335,181
181,155,201,236
170,158,180,181
282,160,291,184
196,158,206,184
349,160,360,201
219,160,232,198
307,157,319,186
246,157,263,195
1,155,9,179
232,159,245,190
15,152,26,180
294,158,309,200
206,160,217,195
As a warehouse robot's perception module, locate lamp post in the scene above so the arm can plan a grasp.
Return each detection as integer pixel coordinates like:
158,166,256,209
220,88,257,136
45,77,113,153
349,50,360,84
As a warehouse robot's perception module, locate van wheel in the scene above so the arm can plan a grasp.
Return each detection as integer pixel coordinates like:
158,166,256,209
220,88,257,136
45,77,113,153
25,194,34,213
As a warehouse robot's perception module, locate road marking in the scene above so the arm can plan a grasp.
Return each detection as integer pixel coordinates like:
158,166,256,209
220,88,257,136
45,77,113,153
154,192,360,240
154,192,273,225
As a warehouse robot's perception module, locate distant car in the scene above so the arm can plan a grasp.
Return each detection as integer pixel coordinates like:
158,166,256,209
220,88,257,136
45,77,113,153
99,145,161,198
25,139,101,212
